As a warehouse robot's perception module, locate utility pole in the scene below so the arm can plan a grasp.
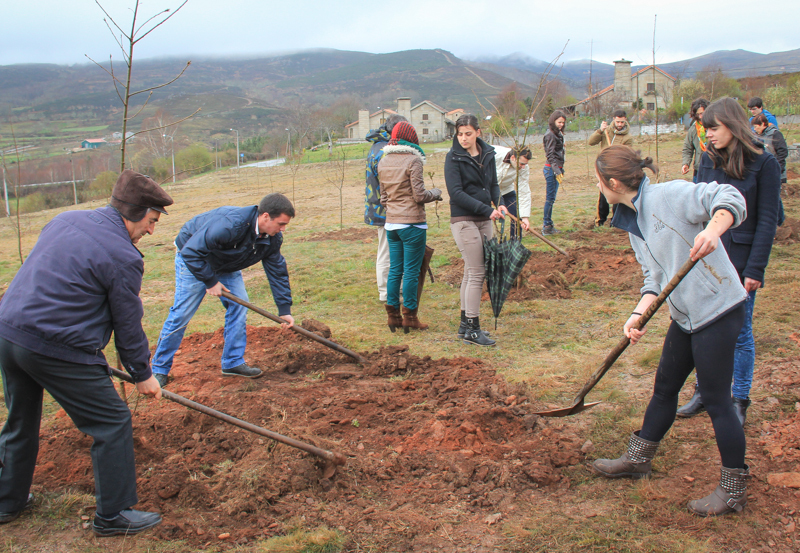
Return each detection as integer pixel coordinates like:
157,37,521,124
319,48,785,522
70,151,77,205
2,152,9,217
230,128,240,169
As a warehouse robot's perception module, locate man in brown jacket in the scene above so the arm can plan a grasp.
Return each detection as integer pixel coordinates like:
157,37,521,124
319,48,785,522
589,109,634,226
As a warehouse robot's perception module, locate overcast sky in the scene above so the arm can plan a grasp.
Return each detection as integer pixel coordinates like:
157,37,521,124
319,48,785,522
2,0,798,68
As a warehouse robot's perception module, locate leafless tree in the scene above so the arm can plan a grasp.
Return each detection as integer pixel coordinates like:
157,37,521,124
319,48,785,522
324,145,348,229
87,0,198,172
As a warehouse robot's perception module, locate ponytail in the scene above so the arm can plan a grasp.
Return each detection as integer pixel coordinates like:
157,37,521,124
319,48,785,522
595,146,658,192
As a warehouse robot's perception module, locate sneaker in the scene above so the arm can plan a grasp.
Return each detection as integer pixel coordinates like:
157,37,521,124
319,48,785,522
222,363,263,378
153,373,169,388
542,225,560,236
92,509,162,537
0,493,33,524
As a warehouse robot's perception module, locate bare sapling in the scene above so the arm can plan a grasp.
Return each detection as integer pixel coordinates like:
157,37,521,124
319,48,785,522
324,145,348,229
88,0,199,173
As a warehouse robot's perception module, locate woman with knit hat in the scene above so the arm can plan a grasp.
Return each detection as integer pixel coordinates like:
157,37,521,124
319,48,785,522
378,121,442,333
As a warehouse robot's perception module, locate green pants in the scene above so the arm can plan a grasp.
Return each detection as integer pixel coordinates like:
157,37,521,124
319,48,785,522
386,226,427,310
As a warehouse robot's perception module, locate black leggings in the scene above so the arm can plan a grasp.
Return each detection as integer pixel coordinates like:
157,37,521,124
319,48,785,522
639,304,746,468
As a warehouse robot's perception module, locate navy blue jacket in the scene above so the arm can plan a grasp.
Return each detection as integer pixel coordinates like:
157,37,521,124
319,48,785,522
0,206,152,381
444,136,503,219
176,205,292,316
697,146,781,285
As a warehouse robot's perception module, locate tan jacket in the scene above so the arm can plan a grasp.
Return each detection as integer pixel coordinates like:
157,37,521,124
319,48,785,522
378,145,440,224
588,121,634,149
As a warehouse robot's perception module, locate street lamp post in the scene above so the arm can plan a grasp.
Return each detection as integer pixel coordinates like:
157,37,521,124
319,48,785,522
69,151,77,204
285,128,291,157
230,128,240,169
163,134,175,184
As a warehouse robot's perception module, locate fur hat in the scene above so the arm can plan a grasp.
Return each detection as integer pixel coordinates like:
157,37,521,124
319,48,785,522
110,170,174,222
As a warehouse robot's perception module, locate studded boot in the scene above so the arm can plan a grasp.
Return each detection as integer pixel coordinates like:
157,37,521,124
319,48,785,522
592,431,659,479
385,304,402,333
687,465,749,517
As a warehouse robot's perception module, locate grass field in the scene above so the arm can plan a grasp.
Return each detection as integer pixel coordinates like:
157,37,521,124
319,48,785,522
0,129,799,552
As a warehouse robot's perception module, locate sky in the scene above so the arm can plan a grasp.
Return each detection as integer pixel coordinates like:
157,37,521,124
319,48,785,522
2,0,799,68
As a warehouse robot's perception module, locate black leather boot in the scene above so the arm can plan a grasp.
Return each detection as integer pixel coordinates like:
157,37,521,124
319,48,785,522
463,317,495,346
676,382,705,418
458,311,490,339
732,397,750,427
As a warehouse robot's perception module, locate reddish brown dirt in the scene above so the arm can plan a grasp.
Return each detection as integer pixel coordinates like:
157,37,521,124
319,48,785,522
439,229,640,300
301,227,375,242
775,217,800,243
33,325,587,550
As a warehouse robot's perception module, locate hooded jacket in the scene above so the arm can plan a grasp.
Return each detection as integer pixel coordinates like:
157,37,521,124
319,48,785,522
612,178,748,333
444,135,503,220
364,127,390,225
588,121,633,150
542,128,565,174
697,145,781,285
0,206,152,381
759,125,788,179
378,144,439,224
176,205,292,315
493,145,531,218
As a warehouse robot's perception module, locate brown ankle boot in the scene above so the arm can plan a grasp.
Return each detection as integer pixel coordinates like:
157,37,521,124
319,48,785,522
401,306,428,333
385,304,402,333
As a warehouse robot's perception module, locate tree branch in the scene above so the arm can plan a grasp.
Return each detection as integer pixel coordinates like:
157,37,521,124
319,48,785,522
130,61,191,96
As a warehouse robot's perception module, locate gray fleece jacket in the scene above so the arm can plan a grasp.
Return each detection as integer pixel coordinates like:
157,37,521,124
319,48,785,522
612,177,748,333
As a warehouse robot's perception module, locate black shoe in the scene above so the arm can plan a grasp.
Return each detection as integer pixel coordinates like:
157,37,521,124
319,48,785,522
542,225,560,236
222,363,263,378
463,317,496,347
676,383,705,418
153,373,169,388
732,397,750,427
0,493,33,524
92,509,162,537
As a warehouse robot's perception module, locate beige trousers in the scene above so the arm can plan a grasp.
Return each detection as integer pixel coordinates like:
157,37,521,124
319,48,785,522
451,220,493,318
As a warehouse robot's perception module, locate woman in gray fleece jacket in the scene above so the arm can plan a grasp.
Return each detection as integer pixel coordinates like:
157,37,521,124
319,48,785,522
589,146,751,518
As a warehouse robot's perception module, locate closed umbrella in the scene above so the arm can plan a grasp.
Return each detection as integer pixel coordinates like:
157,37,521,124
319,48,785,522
483,219,532,329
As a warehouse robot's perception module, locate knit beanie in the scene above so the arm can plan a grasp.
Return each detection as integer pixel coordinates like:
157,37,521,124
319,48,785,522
389,121,419,146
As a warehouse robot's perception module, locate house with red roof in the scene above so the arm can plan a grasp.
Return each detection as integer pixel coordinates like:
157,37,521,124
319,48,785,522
573,59,676,115
345,97,462,142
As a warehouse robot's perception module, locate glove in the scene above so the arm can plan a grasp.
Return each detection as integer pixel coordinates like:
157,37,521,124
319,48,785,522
430,188,443,201
555,172,564,185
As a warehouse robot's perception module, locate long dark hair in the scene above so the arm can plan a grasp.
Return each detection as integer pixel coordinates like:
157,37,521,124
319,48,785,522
548,110,567,135
702,97,760,180
595,146,658,192
690,98,708,122
455,114,480,132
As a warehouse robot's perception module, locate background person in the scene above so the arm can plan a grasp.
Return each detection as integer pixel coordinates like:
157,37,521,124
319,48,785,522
752,112,788,226
364,114,408,302
588,109,633,226
591,145,749,517
676,98,781,426
681,98,709,183
542,110,567,235
0,171,172,535
378,121,442,333
151,194,295,387
494,145,531,239
444,114,507,346
747,97,778,128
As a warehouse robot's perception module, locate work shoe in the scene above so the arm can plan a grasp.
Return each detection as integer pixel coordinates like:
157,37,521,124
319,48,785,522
676,382,705,418
463,317,495,347
385,304,402,333
92,509,162,537
401,306,429,333
222,363,263,378
0,493,33,524
592,431,659,479
732,397,750,427
457,311,490,339
541,225,560,235
153,373,169,388
687,465,749,517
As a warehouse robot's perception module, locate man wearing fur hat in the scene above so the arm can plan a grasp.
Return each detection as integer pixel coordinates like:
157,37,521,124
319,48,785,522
0,170,172,536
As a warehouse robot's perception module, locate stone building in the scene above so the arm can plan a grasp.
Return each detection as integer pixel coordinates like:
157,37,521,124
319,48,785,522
344,97,462,142
574,59,676,115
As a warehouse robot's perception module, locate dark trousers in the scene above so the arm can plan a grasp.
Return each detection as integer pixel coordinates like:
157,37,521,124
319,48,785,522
639,304,746,469
501,190,520,239
0,337,138,514
595,193,613,225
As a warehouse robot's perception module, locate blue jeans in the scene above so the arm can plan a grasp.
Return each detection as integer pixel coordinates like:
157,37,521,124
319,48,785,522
542,166,559,227
152,251,249,375
386,226,427,311
501,190,520,239
732,290,756,400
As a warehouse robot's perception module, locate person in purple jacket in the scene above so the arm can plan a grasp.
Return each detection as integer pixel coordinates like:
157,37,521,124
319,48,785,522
0,171,172,536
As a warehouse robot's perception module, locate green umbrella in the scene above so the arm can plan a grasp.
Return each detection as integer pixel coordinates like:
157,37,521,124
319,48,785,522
483,219,533,329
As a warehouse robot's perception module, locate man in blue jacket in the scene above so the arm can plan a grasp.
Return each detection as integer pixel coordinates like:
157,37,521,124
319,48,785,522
152,193,295,386
0,170,172,536
747,97,779,128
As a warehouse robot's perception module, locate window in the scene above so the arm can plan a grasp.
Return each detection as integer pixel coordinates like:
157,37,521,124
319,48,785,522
422,128,429,135
646,82,655,92
422,113,429,121
349,128,353,138
647,103,655,111
380,118,386,124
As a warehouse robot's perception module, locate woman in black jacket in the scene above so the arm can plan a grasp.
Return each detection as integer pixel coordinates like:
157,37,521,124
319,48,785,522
444,114,507,346
542,110,567,235
676,97,781,426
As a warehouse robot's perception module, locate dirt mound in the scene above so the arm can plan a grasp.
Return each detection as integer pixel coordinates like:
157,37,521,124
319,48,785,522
775,217,800,243
301,227,375,242
33,326,587,550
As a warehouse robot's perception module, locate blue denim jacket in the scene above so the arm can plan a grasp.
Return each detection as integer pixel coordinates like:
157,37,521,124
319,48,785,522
176,205,292,315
